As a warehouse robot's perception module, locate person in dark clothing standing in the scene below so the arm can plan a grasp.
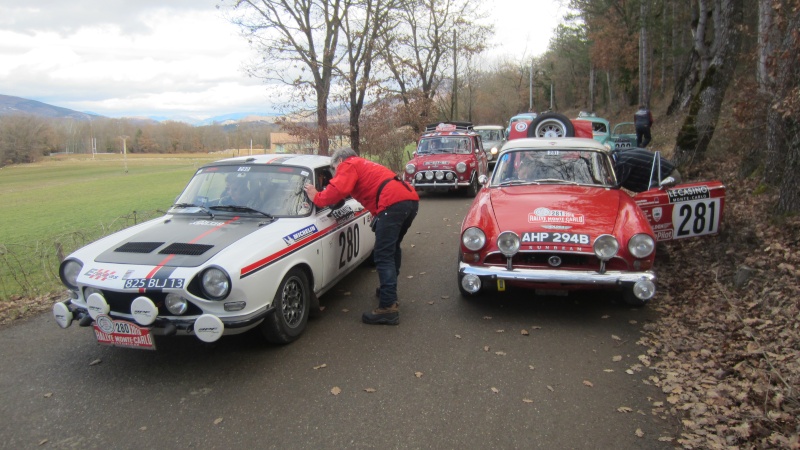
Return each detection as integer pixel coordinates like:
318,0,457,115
304,147,419,325
614,147,682,192
634,105,654,147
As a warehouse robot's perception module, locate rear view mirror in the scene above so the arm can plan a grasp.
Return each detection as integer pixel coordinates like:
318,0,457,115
659,176,677,188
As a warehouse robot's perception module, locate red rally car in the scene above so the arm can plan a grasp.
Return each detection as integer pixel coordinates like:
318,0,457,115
458,119,725,306
404,122,489,196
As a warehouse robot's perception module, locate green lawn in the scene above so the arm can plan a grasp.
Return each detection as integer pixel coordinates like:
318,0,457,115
0,153,219,300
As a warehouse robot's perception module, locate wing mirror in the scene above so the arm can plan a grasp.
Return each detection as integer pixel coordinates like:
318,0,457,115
478,175,489,186
659,176,677,188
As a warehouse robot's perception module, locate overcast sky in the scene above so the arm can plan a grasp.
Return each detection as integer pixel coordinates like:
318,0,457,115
0,0,564,120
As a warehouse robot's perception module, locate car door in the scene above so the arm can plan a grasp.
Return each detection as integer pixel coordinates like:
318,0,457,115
634,181,726,241
313,167,368,287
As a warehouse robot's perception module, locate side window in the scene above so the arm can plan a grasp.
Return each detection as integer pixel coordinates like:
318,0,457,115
316,167,334,190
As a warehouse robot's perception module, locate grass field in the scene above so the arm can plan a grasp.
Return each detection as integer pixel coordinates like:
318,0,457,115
0,153,221,301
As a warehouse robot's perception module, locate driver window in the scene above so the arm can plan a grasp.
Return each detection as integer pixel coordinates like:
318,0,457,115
315,167,334,190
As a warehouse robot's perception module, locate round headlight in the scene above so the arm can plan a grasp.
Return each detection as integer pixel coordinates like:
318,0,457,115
593,234,619,260
491,147,499,155
405,163,416,175
425,171,434,180
456,162,467,173
628,234,655,258
200,267,231,300
415,172,424,180
435,171,444,180
497,231,520,257
445,172,455,181
60,259,83,290
165,293,189,315
462,227,486,251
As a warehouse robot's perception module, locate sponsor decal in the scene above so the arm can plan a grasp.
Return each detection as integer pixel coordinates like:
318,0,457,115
435,123,457,132
652,207,663,222
191,220,227,226
514,122,528,132
667,185,710,203
84,268,119,281
522,232,590,245
541,225,572,230
528,207,585,224
423,161,452,166
283,224,319,245
651,222,672,230
656,230,674,240
330,205,355,223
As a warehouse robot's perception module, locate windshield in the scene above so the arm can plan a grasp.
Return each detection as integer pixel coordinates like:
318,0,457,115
477,129,503,142
417,137,472,155
172,164,313,217
491,148,616,187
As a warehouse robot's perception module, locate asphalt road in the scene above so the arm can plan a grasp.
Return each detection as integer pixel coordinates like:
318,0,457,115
0,193,680,449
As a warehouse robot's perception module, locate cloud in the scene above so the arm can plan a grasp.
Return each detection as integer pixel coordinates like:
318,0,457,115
0,1,564,120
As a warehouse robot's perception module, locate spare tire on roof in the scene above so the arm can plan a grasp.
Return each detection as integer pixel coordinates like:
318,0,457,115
526,112,575,138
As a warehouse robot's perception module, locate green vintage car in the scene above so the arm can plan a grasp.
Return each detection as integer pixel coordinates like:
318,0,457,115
574,113,638,150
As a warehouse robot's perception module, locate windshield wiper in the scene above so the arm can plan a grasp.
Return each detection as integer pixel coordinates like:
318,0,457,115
531,179,579,185
171,202,213,216
209,205,275,219
498,179,539,187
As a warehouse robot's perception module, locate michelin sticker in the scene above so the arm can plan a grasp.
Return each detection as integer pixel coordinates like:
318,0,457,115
283,224,318,245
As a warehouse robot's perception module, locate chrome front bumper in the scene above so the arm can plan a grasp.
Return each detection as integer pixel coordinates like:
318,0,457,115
458,261,656,287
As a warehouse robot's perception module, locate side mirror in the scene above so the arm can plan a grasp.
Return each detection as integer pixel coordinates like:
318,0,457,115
478,175,489,186
659,176,677,189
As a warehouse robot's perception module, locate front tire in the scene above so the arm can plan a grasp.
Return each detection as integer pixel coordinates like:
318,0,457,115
260,268,310,344
464,173,479,197
622,287,649,307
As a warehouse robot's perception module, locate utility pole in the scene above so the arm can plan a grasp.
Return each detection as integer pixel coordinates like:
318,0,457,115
119,135,129,173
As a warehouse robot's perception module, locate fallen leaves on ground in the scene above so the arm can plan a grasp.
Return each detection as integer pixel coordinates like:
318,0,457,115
330,387,341,396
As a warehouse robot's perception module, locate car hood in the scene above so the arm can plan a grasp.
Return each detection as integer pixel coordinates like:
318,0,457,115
93,214,273,267
489,185,621,243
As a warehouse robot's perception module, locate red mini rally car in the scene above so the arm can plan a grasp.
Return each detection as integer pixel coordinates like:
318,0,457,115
458,117,725,306
404,122,489,196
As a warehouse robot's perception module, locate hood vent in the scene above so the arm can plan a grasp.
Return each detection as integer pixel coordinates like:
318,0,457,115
115,242,165,253
158,243,214,256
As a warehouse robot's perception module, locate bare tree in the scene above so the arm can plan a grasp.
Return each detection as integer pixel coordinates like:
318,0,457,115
227,0,350,156
337,0,396,154
379,0,491,130
672,0,744,166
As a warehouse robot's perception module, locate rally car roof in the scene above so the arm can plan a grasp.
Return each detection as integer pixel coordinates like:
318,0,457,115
500,137,613,154
205,153,332,169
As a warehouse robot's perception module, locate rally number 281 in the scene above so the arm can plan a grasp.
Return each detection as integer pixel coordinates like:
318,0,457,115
673,198,720,238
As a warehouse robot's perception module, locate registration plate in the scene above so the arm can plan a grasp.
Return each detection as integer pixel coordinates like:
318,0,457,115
123,277,184,289
93,314,156,350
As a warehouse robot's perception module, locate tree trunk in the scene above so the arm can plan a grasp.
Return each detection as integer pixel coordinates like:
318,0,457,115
639,0,650,106
673,0,743,166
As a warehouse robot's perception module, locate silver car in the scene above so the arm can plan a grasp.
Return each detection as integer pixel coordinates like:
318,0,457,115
474,125,506,169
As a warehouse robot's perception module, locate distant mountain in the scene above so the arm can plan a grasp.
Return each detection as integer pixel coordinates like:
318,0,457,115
0,94,101,121
0,94,280,126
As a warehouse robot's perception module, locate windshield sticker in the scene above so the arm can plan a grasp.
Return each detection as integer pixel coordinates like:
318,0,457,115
667,185,710,203
283,225,318,245
300,170,309,176
522,232,590,245
528,207,585,224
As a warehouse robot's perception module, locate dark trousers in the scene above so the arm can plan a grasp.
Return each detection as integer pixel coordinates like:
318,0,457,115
373,200,419,308
636,126,652,147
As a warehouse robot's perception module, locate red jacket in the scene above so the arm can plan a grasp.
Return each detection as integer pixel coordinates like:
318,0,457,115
313,157,419,215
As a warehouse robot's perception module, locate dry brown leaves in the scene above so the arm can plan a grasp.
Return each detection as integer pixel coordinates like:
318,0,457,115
641,160,800,449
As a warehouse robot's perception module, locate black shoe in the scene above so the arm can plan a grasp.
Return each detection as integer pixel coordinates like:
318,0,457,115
362,303,399,325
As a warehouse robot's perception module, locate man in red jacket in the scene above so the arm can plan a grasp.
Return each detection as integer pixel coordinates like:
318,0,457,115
304,147,419,325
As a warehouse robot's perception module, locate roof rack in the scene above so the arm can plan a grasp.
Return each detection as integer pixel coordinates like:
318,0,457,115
424,121,474,132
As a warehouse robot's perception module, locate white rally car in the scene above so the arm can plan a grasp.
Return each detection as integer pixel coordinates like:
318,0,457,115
52,154,374,349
